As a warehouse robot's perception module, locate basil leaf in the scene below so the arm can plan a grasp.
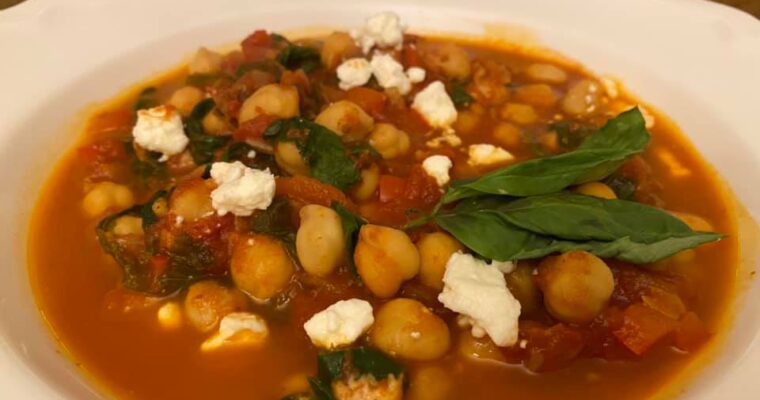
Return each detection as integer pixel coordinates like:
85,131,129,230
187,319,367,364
602,175,637,200
497,193,699,243
134,87,157,111
277,44,321,73
443,108,650,203
350,347,403,380
331,203,365,275
185,98,231,164
449,81,474,108
264,118,360,190
435,195,723,264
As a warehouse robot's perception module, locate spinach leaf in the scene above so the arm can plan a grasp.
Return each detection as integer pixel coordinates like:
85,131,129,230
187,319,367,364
124,141,168,184
140,189,170,229
449,81,474,108
317,351,346,382
236,59,284,79
277,44,321,73
603,175,637,200
307,378,335,400
250,197,296,244
351,347,403,380
331,203,365,275
442,108,650,203
134,87,157,111
185,98,231,164
264,118,360,190
435,195,723,264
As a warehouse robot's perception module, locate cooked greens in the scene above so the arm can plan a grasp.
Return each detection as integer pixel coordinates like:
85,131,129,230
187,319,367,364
185,98,230,165
277,44,321,72
306,347,403,400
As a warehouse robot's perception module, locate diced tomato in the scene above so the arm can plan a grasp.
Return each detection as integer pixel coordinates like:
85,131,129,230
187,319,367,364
401,36,423,68
510,322,586,372
345,87,388,120
78,139,128,164
275,176,357,212
234,114,277,141
281,69,311,92
674,312,710,352
613,303,677,356
378,175,406,203
241,30,273,61
149,254,170,276
404,165,442,208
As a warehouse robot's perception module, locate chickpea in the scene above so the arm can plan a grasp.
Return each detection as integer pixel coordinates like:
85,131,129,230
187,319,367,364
426,43,471,80
112,215,144,236
188,47,223,75
320,32,361,70
239,84,300,123
670,211,714,232
168,86,205,116
351,164,380,201
355,225,420,298
524,63,568,84
573,182,617,199
416,232,463,291
169,178,214,221
231,234,295,301
505,262,541,316
82,181,135,218
562,79,601,116
274,142,310,176
368,123,410,160
370,298,451,361
453,110,481,136
184,280,249,332
537,251,614,324
492,122,522,149
500,103,538,125
407,367,450,400
296,205,345,277
202,110,230,135
514,84,558,108
314,100,374,141
457,331,505,362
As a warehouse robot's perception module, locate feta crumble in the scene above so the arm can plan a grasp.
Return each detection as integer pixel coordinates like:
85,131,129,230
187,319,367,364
422,155,453,186
467,144,515,166
370,53,413,95
201,312,269,351
438,252,521,346
426,130,462,148
351,11,406,54
406,67,426,83
303,299,374,349
337,57,373,90
132,105,189,161
210,161,275,217
412,81,458,131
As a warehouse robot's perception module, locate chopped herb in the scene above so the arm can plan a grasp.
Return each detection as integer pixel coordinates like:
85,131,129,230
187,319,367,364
307,378,335,400
449,81,474,108
277,44,321,73
185,98,231,165
331,203,365,275
603,175,637,200
307,347,403,400
133,87,157,111
351,347,403,380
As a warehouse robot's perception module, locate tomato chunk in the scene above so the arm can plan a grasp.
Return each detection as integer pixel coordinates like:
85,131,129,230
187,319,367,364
345,87,388,120
674,312,710,352
613,303,677,356
378,175,406,203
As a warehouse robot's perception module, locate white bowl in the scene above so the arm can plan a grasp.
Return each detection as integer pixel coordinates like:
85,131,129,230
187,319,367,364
1,0,759,398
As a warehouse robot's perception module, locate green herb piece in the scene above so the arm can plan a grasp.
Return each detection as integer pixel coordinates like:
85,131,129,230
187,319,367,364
277,44,321,73
134,87,157,111
351,347,403,380
442,108,650,203
331,203,365,275
602,175,637,200
123,141,168,184
449,81,474,108
140,189,169,229
185,98,231,165
270,33,290,44
264,118,360,190
250,197,296,243
317,351,346,382
220,142,256,163
435,194,723,264
307,378,335,400
551,121,594,149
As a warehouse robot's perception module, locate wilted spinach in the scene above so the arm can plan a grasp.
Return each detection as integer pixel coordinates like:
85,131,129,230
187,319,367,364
185,98,231,164
449,81,474,108
306,347,403,400
133,87,157,111
277,44,321,73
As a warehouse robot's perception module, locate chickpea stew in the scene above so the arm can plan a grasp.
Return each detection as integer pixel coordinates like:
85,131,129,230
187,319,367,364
29,11,738,400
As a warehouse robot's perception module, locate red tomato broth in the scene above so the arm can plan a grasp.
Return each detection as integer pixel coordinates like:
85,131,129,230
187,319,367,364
28,32,739,400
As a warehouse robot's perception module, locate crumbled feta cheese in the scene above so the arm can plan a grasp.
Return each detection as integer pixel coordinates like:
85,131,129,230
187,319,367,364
412,81,458,131
247,150,257,159
157,302,182,330
467,144,515,166
426,130,462,148
210,161,275,216
201,312,269,351
492,260,516,274
406,67,426,83
422,155,453,186
351,11,406,54
438,252,521,346
303,299,374,349
337,58,373,90
370,53,413,95
132,105,189,161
